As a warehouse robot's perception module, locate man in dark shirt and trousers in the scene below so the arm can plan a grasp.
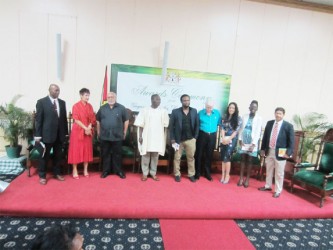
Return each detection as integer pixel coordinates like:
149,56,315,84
96,92,129,179
169,94,199,182
258,107,294,198
195,98,221,181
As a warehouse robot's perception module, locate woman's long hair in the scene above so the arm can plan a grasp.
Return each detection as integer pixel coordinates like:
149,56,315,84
225,102,239,130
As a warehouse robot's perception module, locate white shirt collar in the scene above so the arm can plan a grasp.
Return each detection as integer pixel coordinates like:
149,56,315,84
49,96,58,102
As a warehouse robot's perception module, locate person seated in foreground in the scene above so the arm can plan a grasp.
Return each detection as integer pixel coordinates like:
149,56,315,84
30,224,84,250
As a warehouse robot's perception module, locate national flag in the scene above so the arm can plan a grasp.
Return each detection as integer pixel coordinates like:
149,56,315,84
100,66,108,105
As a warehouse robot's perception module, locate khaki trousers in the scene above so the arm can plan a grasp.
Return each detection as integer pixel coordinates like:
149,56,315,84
173,138,196,177
264,149,286,194
141,152,159,176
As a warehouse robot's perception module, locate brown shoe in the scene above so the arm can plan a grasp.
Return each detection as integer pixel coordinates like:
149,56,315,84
151,175,160,181
141,175,148,181
54,175,65,181
258,186,272,191
39,178,47,185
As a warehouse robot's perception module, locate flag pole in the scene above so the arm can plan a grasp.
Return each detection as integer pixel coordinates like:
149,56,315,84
101,65,108,106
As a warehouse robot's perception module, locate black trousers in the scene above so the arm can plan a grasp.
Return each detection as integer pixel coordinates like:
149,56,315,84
101,140,123,174
38,136,63,178
195,131,216,177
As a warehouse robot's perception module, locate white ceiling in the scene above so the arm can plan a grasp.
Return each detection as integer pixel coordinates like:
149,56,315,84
249,0,333,13
302,0,333,6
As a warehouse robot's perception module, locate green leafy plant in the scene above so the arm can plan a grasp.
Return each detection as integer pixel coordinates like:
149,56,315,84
0,95,33,147
292,112,333,162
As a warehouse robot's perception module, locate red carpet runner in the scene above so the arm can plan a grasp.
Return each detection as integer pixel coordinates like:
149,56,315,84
160,219,255,250
0,170,332,219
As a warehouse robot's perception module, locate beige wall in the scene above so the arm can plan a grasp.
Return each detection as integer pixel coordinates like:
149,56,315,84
0,0,332,129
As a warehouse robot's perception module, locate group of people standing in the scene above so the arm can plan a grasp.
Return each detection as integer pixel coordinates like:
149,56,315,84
34,84,294,198
35,85,129,184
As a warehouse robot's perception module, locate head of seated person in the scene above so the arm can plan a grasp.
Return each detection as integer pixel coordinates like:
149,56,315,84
30,224,84,250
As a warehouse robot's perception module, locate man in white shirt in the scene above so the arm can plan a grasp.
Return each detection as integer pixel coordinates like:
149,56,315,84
134,94,169,181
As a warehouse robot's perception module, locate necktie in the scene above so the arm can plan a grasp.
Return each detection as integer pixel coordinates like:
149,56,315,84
53,100,59,117
269,122,279,148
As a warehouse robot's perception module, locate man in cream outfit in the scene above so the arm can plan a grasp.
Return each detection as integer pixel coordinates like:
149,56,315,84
134,94,169,181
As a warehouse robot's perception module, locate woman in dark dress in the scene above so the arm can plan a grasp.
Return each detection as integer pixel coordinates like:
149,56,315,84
220,102,242,184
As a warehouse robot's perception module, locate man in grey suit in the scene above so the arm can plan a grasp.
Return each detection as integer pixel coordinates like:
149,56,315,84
35,84,68,185
169,94,199,182
258,107,294,198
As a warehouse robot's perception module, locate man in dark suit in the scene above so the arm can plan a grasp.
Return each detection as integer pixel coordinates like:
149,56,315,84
258,107,294,198
169,94,199,182
35,84,68,185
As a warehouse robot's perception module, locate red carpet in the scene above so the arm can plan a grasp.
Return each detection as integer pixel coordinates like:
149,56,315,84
0,169,332,219
160,219,255,250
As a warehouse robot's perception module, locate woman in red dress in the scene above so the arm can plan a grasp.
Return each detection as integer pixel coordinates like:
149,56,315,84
68,88,96,179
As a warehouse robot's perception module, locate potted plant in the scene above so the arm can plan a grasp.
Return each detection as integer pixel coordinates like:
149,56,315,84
292,112,333,162
0,95,33,158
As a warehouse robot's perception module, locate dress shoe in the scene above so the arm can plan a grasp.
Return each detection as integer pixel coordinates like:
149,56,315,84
175,175,181,182
117,172,126,179
54,175,65,181
205,175,213,182
273,192,280,198
101,172,109,178
141,175,148,181
194,174,200,180
189,176,197,183
72,175,79,180
243,178,249,188
258,187,272,191
237,179,243,186
151,175,160,181
39,178,47,185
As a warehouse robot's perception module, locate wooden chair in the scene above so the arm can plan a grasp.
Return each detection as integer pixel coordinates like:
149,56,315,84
26,111,36,177
291,128,333,208
160,128,173,174
228,127,263,179
284,130,305,180
121,109,139,171
67,108,138,174
230,142,264,179
253,130,305,181
26,111,72,177
209,126,223,171
230,130,304,181
66,112,101,174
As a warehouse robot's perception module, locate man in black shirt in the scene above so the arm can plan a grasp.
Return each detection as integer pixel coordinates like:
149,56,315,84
169,94,199,182
96,92,129,179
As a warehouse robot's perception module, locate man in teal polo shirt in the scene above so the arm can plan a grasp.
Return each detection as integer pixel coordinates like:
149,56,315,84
194,98,221,181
